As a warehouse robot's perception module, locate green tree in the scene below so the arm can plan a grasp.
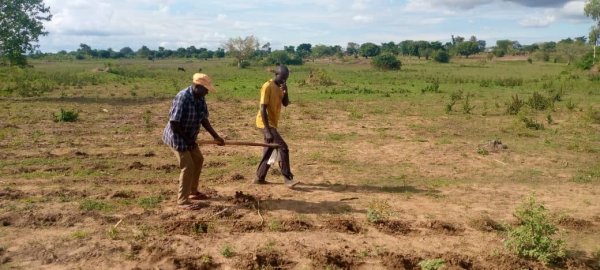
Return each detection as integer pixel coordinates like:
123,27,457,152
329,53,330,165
311,44,333,59
457,41,480,58
381,41,399,55
296,43,312,59
224,35,259,68
585,0,600,63
136,45,151,58
215,48,225,58
0,0,52,66
346,42,359,56
359,42,380,58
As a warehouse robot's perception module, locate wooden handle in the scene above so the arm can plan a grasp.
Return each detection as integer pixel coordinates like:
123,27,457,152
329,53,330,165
197,140,279,148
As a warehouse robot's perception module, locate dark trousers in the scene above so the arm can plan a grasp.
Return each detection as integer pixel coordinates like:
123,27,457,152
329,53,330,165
256,128,293,181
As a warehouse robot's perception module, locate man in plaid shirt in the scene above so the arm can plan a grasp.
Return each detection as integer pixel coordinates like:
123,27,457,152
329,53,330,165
163,73,224,210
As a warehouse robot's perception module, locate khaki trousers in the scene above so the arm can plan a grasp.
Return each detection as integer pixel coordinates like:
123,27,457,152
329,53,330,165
170,147,204,205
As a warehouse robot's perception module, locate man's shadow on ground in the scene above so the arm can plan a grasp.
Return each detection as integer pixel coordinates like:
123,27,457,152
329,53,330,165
260,182,439,215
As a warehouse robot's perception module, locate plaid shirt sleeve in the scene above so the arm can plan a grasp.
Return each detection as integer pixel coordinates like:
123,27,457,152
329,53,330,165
169,93,185,122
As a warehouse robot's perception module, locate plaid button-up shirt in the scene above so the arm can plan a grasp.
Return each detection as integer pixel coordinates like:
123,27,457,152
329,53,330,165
162,86,209,151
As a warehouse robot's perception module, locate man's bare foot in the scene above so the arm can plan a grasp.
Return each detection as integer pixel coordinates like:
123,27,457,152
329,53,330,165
178,203,206,210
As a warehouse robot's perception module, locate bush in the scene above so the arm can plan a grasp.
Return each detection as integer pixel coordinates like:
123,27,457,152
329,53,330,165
367,199,391,223
527,92,553,110
505,195,565,264
462,95,475,114
421,80,440,93
520,115,544,130
371,54,401,70
305,69,335,86
418,259,445,270
576,51,594,70
433,50,450,63
506,95,525,115
55,108,79,122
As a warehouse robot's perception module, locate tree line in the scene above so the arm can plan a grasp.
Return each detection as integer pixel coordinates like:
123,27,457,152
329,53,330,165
2,0,600,69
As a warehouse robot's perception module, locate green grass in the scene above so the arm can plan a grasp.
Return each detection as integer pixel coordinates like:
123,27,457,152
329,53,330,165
0,57,598,189
137,195,164,209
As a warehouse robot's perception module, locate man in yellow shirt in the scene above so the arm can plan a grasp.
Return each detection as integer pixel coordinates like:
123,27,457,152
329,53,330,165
254,64,299,188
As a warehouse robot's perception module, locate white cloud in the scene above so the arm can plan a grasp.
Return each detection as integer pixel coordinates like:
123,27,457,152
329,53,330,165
352,15,373,23
217,14,227,21
405,0,493,11
559,0,587,20
37,0,591,52
519,15,556,27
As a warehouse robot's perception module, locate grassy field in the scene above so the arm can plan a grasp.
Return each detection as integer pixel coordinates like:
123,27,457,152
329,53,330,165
0,57,599,269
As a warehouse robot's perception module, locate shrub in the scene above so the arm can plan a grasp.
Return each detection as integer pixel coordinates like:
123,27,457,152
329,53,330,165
506,95,525,115
55,108,79,122
221,245,235,258
527,92,552,110
520,116,544,130
371,54,401,70
421,81,440,93
576,51,594,70
418,259,446,270
505,195,565,264
367,199,391,223
565,99,576,111
433,50,450,63
305,69,335,86
462,95,475,114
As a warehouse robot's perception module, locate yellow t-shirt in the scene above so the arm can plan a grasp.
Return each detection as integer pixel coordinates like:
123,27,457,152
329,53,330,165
256,80,283,129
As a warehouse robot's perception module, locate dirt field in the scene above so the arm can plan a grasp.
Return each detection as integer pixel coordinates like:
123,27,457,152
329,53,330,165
1,59,599,269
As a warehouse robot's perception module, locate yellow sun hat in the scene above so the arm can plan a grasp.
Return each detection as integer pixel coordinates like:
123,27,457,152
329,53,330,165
192,73,216,92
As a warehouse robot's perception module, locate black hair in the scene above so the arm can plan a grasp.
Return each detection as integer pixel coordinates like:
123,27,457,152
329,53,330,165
275,64,289,75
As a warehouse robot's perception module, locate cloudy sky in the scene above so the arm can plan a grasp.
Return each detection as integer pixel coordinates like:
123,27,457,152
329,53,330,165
39,0,592,52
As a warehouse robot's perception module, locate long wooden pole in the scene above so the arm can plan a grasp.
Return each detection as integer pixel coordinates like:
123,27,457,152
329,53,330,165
197,140,279,148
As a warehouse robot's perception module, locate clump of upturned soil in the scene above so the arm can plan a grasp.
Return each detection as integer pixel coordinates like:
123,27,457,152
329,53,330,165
156,164,177,173
440,253,475,269
230,173,245,181
231,191,257,207
171,256,218,270
128,161,149,170
235,251,296,270
420,220,463,235
108,190,136,199
281,219,313,232
557,216,595,230
481,252,548,270
0,187,25,200
325,218,361,234
373,220,413,235
379,252,422,270
469,216,505,232
308,249,361,270
162,219,210,235
231,220,263,233
205,161,226,168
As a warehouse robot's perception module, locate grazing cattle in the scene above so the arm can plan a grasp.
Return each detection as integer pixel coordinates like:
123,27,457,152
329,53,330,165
198,67,202,72
177,67,185,72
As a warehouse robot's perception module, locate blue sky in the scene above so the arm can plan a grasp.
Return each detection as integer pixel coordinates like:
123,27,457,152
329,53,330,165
39,0,593,52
